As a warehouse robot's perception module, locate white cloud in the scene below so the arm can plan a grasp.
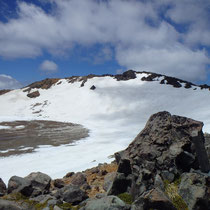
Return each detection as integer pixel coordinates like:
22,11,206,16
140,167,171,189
0,74,22,90
40,60,58,73
0,0,209,81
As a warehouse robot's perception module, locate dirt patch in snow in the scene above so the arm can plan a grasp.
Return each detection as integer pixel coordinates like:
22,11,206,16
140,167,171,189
0,120,89,157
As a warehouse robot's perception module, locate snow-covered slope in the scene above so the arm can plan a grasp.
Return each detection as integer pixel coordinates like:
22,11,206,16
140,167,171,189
0,71,210,183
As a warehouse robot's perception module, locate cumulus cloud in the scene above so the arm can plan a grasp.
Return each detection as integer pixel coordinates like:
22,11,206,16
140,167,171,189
0,0,209,81
40,60,58,73
0,74,22,90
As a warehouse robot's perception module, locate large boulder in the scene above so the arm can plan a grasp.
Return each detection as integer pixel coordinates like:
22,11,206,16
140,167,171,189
25,172,51,196
178,172,210,210
80,195,129,210
7,176,33,197
0,178,6,196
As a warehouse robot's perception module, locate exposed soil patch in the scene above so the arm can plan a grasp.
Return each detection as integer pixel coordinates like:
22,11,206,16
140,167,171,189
0,120,89,157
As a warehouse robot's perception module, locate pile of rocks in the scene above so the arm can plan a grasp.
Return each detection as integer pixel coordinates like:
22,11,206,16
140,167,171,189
0,111,210,210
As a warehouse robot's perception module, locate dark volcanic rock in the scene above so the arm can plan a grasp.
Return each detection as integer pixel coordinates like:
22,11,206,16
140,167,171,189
27,91,40,98
115,70,136,81
90,85,96,90
141,72,197,89
53,179,65,189
108,111,210,210
62,184,88,205
24,78,59,91
8,176,33,197
125,111,209,198
0,178,6,196
131,188,176,210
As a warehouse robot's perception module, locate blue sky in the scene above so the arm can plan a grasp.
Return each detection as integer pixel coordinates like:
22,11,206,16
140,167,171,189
0,0,210,89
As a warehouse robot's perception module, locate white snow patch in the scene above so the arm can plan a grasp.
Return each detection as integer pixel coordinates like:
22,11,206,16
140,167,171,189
0,125,12,129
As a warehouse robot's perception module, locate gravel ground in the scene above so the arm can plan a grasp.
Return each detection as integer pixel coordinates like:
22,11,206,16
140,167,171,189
0,120,89,157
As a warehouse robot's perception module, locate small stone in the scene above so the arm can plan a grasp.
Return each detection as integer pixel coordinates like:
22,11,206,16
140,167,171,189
54,179,65,189
161,171,175,182
90,85,96,90
154,174,164,191
64,172,74,178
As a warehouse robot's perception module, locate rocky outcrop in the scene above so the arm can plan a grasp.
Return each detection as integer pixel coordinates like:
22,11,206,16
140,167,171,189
27,90,40,98
24,78,59,92
115,70,136,81
0,89,11,96
109,111,210,209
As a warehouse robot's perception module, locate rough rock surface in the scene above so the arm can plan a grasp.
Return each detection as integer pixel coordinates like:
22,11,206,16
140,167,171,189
178,172,210,210
25,172,51,196
80,195,129,210
0,89,11,96
0,199,23,210
0,178,6,197
61,184,88,204
109,111,210,209
27,90,40,98
131,188,176,210
71,172,87,186
8,176,32,196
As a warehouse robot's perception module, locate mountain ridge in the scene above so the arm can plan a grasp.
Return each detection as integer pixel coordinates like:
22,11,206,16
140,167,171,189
1,70,210,96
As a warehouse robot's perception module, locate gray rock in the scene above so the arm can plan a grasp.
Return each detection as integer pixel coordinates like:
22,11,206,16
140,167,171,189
47,199,61,206
53,206,62,210
25,172,51,196
178,172,210,210
29,194,54,204
80,195,128,210
0,178,6,196
42,207,50,210
0,199,22,210
154,174,164,192
7,176,33,196
103,172,116,191
132,188,176,210
107,173,131,195
71,172,87,186
161,171,175,182
54,179,65,189
62,184,88,205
